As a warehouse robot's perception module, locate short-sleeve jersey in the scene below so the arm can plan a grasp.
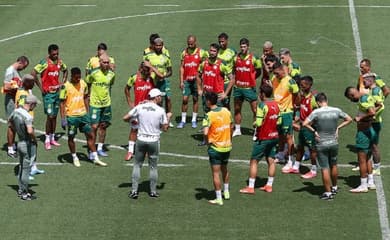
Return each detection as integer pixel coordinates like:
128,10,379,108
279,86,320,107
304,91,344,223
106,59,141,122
128,101,168,142
272,75,299,112
34,57,67,92
255,100,281,140
358,73,386,94
357,94,375,118
218,47,236,83
143,52,172,82
287,62,301,78
59,80,88,116
127,72,154,106
85,69,115,108
86,56,115,75
307,106,348,147
143,46,170,58
9,107,34,141
369,86,385,123
15,88,34,117
202,107,232,152
3,65,22,95
299,92,317,121
233,53,262,88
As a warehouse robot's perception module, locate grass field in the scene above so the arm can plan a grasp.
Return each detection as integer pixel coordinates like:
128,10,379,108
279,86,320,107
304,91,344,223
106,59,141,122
0,1,389,239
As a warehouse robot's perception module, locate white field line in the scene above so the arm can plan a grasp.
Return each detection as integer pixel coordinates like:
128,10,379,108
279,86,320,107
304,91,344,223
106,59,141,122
0,5,15,7
1,5,390,44
58,5,96,7
348,1,390,239
144,4,180,7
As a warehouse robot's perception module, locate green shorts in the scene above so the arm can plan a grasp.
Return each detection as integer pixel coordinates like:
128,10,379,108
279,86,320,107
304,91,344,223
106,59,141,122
316,144,338,169
67,115,92,137
155,78,171,97
4,94,15,118
372,122,381,145
278,112,293,135
355,127,375,153
251,139,278,161
233,87,257,102
89,106,112,125
43,92,60,116
298,127,315,149
208,146,230,165
182,80,198,97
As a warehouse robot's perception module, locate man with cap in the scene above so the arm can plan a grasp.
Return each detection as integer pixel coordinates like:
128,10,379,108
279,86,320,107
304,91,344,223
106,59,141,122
8,94,39,200
123,88,169,199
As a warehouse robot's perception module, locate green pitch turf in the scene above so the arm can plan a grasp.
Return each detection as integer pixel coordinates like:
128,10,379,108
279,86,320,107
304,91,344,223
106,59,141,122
0,1,389,239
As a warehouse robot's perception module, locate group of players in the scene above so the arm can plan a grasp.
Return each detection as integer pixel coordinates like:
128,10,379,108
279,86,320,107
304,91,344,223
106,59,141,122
3,32,388,202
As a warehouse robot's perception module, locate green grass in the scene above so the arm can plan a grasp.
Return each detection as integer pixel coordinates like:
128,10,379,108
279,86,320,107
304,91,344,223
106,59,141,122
0,1,389,239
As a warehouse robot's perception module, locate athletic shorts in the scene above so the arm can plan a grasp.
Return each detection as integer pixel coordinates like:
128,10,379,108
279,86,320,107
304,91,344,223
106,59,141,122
182,80,198,97
298,127,315,149
355,127,375,153
43,92,60,116
316,144,338,169
233,87,257,102
155,78,171,97
4,94,15,118
278,112,293,135
372,122,381,145
251,139,278,161
89,106,112,125
67,115,92,137
208,146,230,165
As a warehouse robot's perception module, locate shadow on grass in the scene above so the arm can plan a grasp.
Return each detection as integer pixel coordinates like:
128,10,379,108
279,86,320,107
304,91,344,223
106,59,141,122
37,132,66,144
346,144,357,154
194,188,215,200
242,176,267,188
57,152,90,164
339,175,360,188
8,184,38,195
241,127,255,136
118,181,165,194
292,182,323,196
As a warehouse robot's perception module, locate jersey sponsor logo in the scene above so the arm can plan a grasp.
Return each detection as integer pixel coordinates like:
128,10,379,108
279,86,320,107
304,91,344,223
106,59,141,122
184,61,198,68
204,70,216,77
204,84,213,91
136,85,152,91
47,71,59,77
141,106,157,112
215,124,230,132
268,132,278,137
300,104,309,113
268,114,279,120
236,66,251,72
236,80,250,87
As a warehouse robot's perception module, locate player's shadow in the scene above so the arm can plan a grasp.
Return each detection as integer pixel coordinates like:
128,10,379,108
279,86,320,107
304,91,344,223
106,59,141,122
243,176,267,188
1,143,8,152
37,132,66,143
339,175,360,188
8,184,38,195
241,127,255,136
191,133,204,142
346,144,358,154
57,152,90,165
194,188,216,200
297,165,311,175
292,182,323,196
118,181,165,193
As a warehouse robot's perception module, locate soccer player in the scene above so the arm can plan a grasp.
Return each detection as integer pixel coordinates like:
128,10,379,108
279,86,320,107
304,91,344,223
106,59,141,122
124,88,168,199
271,62,299,168
302,92,352,200
86,43,115,76
60,67,107,167
202,92,233,205
284,76,318,178
177,35,208,129
240,85,280,194
124,61,154,161
15,74,45,177
344,86,377,193
217,32,236,110
262,54,279,86
261,41,276,85
232,38,262,137
3,56,29,158
143,33,171,57
31,44,68,150
143,37,173,127
85,54,115,157
279,48,301,82
357,58,389,97
9,94,39,200
362,73,385,175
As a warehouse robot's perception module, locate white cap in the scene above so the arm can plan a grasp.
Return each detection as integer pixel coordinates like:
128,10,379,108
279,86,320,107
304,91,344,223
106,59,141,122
148,88,162,98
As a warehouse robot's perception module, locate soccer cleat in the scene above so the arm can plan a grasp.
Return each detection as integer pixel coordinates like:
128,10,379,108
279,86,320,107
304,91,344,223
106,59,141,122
50,140,61,146
30,168,45,175
29,175,34,181
239,186,255,194
73,157,81,167
45,142,51,150
373,168,381,176
17,189,23,197
97,150,108,157
94,159,107,167
301,171,317,179
319,193,334,200
169,122,174,128
176,122,185,129
368,183,376,190
128,191,139,199
208,198,223,206
281,164,293,173
191,121,197,129
232,129,242,137
350,185,368,193
288,168,300,174
149,192,160,198
20,192,36,201
351,166,360,171
124,152,133,161
223,191,230,200
259,185,273,193
7,151,17,159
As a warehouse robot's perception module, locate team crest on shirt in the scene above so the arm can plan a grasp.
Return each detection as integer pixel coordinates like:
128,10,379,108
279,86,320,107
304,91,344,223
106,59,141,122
246,60,250,65
195,55,199,59
213,65,217,70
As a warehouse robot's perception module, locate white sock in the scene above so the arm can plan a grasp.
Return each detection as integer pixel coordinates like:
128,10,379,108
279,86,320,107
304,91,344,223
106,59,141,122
181,112,186,123
332,186,338,191
91,152,98,160
50,134,55,141
215,190,222,200
97,143,103,151
8,146,15,153
368,174,374,185
192,112,197,122
248,178,255,188
128,141,135,153
311,165,317,172
31,162,37,171
235,124,241,131
71,153,77,159
45,134,50,143
293,161,300,169
361,177,368,188
324,191,332,196
224,183,229,192
267,176,274,186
